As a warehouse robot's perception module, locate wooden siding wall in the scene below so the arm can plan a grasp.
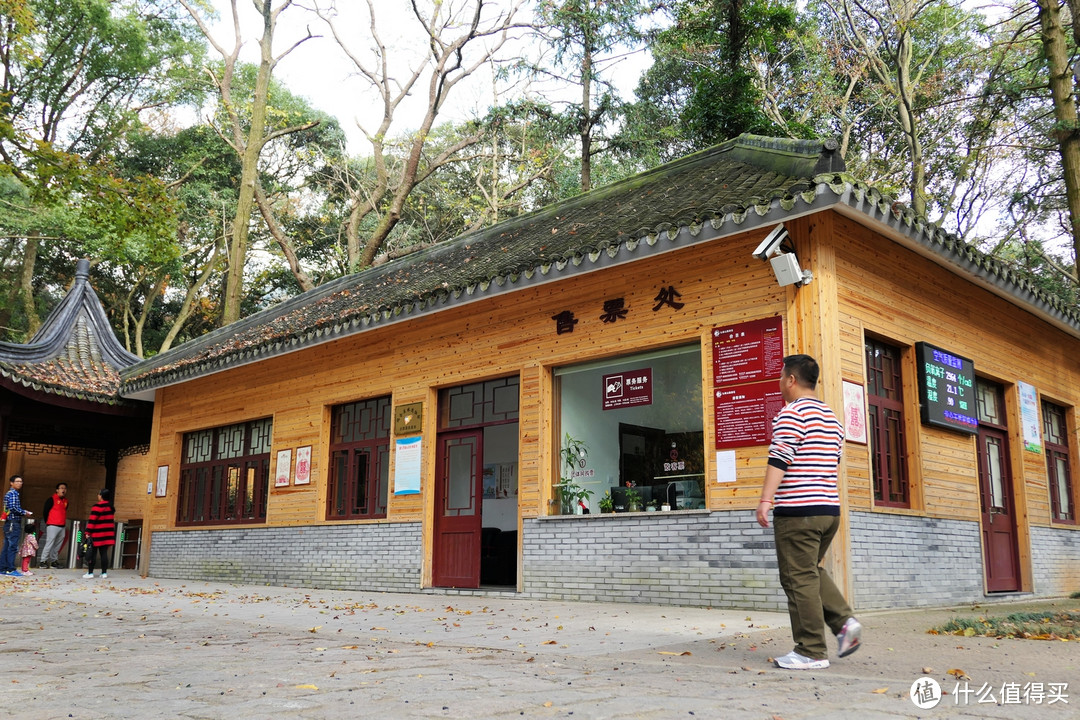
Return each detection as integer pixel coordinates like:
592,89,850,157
143,228,793,545
829,213,1080,552
115,451,149,521
3,447,106,522
138,208,1080,590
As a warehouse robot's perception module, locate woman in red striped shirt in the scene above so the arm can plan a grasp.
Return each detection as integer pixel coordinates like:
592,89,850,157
82,488,115,580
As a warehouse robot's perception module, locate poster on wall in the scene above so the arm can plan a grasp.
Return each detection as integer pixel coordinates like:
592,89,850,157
602,368,653,410
914,342,977,434
1018,381,1042,453
483,464,498,498
294,446,312,484
499,462,518,497
393,436,422,495
711,317,785,386
842,380,868,444
275,449,292,487
714,381,786,449
155,465,168,497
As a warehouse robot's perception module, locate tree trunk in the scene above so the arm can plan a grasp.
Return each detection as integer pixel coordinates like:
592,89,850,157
221,3,275,325
19,235,39,337
1039,0,1080,265
580,42,593,193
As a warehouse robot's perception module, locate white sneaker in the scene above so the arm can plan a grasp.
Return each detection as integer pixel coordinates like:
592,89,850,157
774,650,830,670
82,572,94,579
100,573,108,579
836,617,862,657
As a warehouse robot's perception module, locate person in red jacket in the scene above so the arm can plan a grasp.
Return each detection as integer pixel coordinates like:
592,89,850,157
82,488,115,580
40,482,68,569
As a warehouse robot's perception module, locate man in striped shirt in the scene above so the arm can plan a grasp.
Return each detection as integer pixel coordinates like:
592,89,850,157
756,354,862,670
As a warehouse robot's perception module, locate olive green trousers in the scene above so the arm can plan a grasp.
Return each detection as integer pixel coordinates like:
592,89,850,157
773,514,853,660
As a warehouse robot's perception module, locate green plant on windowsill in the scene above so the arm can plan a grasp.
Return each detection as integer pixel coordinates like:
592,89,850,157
556,433,593,514
598,491,614,514
624,486,643,512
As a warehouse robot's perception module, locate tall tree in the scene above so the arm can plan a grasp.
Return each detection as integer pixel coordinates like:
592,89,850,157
315,0,527,271
0,0,202,340
1035,0,1080,266
630,0,798,160
534,0,652,192
179,0,319,325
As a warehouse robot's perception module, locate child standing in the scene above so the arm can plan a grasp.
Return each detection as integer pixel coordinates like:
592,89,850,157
19,519,38,575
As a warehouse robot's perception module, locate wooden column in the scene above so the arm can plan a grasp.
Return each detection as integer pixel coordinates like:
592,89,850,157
786,212,854,602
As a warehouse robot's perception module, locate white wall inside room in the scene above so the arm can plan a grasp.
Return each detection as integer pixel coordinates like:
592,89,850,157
481,422,518,530
557,346,703,510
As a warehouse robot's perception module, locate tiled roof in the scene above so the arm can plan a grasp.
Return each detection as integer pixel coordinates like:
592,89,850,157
0,259,142,405
119,134,1080,399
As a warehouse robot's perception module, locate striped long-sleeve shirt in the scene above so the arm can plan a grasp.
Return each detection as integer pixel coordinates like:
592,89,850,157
767,396,845,516
86,501,116,547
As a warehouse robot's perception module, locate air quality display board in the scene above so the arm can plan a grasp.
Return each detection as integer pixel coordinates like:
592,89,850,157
915,341,977,434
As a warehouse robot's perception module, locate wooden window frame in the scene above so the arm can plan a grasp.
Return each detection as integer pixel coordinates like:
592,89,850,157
177,419,272,527
1042,400,1076,524
327,397,391,521
865,337,910,508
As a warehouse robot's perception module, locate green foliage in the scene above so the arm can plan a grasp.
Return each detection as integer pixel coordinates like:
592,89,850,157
630,0,798,159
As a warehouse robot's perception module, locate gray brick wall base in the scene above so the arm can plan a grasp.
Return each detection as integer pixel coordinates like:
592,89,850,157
1031,524,1080,597
850,511,1080,611
149,522,422,591
521,513,786,611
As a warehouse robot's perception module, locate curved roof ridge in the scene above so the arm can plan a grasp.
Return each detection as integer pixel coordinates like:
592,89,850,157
0,259,141,405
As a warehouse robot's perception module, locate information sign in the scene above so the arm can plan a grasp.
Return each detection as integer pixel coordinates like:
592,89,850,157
712,317,785,386
915,342,977,434
714,381,786,449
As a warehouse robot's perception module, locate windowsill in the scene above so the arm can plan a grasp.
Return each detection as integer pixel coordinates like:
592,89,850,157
538,508,711,520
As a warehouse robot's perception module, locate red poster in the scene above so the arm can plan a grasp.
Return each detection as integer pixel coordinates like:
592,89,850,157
602,368,653,410
714,381,786,449
712,317,785,386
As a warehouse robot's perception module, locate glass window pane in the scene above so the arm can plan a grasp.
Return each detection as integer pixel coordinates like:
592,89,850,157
556,344,702,512
446,441,476,515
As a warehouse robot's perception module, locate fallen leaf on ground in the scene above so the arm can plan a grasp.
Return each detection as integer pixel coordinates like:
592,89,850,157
295,684,318,690
921,667,933,674
658,651,691,656
947,668,970,680
872,687,888,694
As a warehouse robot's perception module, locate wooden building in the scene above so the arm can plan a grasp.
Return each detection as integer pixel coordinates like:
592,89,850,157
116,135,1079,610
0,259,152,568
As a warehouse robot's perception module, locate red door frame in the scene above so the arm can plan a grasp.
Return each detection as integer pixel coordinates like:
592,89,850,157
977,422,1021,593
432,430,484,588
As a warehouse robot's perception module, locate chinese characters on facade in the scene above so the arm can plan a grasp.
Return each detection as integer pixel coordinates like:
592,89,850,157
552,285,684,335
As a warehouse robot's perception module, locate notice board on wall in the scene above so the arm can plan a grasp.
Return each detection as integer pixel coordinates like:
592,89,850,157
712,316,785,386
714,381,786,450
712,317,785,449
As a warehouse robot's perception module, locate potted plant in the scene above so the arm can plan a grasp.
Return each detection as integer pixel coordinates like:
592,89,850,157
598,492,614,514
624,486,643,512
555,433,593,514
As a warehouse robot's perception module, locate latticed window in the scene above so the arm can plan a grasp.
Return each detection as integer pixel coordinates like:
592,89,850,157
866,338,909,507
327,396,391,520
178,418,272,526
1043,401,1074,523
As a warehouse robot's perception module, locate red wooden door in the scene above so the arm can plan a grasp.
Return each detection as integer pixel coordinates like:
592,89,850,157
977,424,1020,592
432,430,483,588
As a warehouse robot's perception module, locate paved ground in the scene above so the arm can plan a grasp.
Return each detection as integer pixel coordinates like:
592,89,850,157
0,569,1077,719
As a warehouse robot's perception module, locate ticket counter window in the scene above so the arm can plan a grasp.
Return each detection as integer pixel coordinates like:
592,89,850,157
555,345,704,512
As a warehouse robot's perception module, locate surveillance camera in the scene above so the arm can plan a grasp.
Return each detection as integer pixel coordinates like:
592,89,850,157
752,224,788,261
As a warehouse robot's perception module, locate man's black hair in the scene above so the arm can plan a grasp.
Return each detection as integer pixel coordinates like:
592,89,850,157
782,354,820,389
